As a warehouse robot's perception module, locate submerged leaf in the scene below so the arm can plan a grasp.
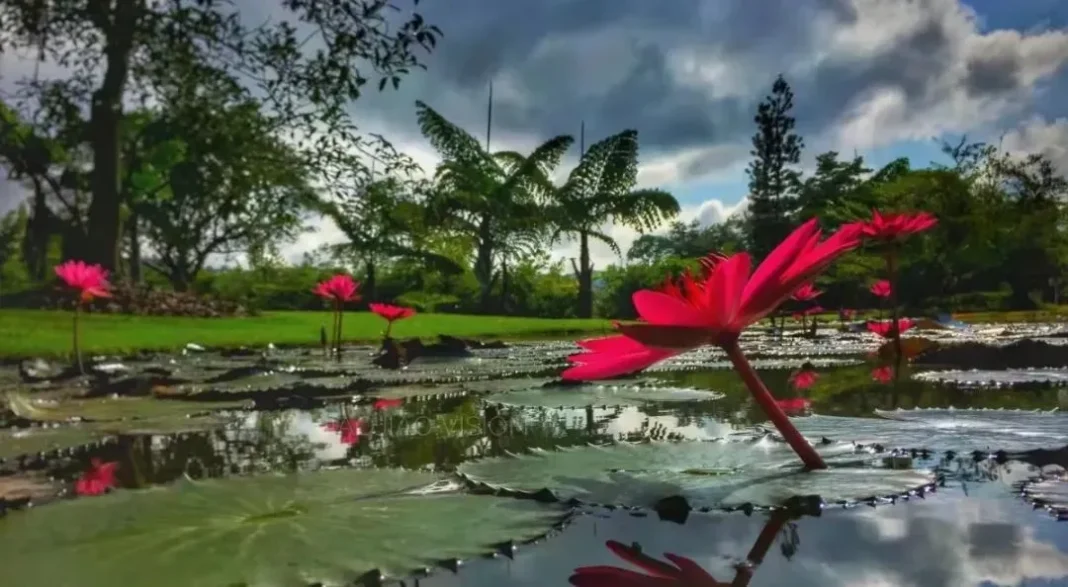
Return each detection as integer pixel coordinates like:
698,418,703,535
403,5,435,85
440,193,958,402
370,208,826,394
0,469,567,586
458,440,933,508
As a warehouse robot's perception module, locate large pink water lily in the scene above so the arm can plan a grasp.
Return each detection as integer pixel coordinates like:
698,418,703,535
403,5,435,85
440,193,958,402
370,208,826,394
562,333,678,382
564,218,864,380
562,219,864,470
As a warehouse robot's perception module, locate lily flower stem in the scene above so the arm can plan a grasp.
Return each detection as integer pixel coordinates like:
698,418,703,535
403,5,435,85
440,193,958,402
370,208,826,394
72,303,84,374
723,341,827,470
335,302,344,363
328,307,337,358
730,513,790,587
886,250,903,384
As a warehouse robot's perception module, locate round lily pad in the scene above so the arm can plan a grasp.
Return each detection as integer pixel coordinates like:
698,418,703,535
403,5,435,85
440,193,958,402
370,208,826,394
0,425,109,461
458,440,934,509
790,410,1068,452
5,393,247,423
1020,476,1068,518
913,368,1068,387
0,468,568,586
485,382,724,408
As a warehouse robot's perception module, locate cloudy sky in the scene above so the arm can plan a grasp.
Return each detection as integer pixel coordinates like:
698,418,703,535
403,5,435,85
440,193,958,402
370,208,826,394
3,0,1068,269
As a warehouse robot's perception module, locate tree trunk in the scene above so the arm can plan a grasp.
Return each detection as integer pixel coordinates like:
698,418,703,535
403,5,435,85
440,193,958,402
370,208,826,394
85,0,140,272
127,213,142,283
500,260,509,314
169,263,190,292
574,230,593,318
474,218,495,313
23,181,51,280
364,259,377,303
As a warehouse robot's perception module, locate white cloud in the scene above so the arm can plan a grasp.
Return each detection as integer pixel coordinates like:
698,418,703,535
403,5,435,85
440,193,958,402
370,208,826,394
1002,116,1068,173
547,196,748,271
822,0,1068,152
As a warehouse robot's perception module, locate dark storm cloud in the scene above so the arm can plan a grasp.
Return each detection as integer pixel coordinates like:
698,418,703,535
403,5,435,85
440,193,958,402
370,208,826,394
390,0,848,152
964,51,1023,95
346,0,1065,180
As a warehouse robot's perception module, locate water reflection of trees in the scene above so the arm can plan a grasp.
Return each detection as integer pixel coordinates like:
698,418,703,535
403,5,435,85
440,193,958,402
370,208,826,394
363,399,622,469
659,365,1065,420
934,446,1068,497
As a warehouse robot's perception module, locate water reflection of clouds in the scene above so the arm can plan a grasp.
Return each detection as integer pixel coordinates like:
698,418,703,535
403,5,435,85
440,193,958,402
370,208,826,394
223,410,350,463
421,484,1068,587
289,411,349,461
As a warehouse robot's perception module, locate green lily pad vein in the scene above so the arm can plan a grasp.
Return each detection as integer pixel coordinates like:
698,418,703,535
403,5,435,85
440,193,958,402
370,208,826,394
0,468,568,586
458,440,936,509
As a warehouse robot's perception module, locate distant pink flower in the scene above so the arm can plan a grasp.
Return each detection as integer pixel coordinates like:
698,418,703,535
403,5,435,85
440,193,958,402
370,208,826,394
74,459,118,496
570,540,728,587
867,319,915,338
859,210,938,243
872,366,894,383
369,303,414,330
791,283,822,302
870,280,892,299
55,260,111,301
840,308,857,320
313,274,360,303
373,398,403,411
323,418,364,444
789,369,819,390
804,305,823,316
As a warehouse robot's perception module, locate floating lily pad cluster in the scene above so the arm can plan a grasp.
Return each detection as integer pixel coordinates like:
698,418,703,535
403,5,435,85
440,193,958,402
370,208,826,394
787,409,1068,453
913,368,1068,389
3,327,1068,584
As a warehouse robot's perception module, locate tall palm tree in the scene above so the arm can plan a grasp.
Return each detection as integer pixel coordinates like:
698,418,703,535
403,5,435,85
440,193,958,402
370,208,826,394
549,129,680,318
415,100,572,312
309,177,461,302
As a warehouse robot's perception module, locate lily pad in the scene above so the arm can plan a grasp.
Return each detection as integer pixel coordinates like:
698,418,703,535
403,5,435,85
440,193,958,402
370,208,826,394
0,425,109,461
0,468,568,586
180,371,332,394
458,440,934,509
912,368,1068,388
790,410,1068,452
1021,477,1068,519
366,383,470,401
5,393,248,423
485,382,724,408
105,414,232,435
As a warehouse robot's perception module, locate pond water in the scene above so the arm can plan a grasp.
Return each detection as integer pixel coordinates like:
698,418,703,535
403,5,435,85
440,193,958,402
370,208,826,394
2,322,1068,586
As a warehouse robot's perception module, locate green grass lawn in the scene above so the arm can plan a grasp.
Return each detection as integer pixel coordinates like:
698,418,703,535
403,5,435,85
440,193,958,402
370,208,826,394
2,305,1065,360
0,309,614,359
